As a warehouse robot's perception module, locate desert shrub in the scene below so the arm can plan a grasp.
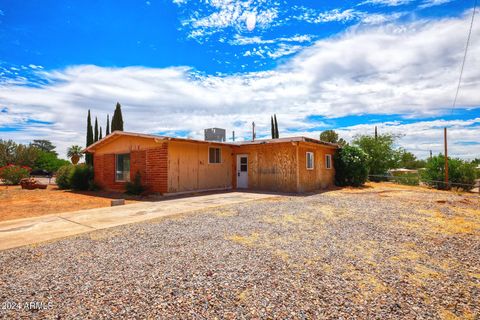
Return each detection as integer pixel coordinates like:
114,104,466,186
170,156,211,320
56,164,74,189
392,172,419,186
421,155,476,191
126,171,145,195
0,164,31,184
70,164,94,191
334,145,369,187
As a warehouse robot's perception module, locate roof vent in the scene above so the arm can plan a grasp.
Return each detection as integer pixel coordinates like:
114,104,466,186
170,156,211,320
204,128,226,142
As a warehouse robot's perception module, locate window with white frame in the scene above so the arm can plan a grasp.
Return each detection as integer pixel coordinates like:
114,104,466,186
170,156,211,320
209,147,221,164
306,152,314,170
115,154,130,181
325,154,332,169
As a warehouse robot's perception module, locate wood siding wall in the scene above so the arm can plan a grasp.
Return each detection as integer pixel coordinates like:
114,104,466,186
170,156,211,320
297,142,335,192
233,142,298,192
167,141,232,193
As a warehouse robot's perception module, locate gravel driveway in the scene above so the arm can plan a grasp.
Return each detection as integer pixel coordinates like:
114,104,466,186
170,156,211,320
1,184,479,319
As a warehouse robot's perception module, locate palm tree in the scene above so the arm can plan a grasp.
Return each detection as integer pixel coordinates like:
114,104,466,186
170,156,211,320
67,145,84,165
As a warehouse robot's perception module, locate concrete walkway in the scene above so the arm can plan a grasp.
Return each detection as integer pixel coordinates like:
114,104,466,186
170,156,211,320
0,192,276,251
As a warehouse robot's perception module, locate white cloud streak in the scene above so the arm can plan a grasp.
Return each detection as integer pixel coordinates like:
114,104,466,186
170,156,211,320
419,0,455,9
0,12,479,159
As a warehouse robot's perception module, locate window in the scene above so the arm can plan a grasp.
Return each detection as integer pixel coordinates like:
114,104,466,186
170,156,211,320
209,147,221,164
240,156,248,172
115,154,130,181
325,154,332,169
306,152,314,170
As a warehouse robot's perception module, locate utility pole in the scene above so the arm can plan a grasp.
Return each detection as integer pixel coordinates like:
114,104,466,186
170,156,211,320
252,122,256,141
232,131,235,142
374,126,378,140
444,127,449,189
429,150,432,159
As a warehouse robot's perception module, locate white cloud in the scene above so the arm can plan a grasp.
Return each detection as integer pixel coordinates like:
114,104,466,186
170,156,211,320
245,12,257,31
293,7,406,25
1,12,479,159
230,34,312,45
358,0,413,6
294,8,360,24
419,0,455,9
177,0,279,40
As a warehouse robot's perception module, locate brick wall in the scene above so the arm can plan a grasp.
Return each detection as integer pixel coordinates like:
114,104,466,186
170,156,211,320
93,143,168,193
145,143,168,193
130,150,146,185
94,153,126,191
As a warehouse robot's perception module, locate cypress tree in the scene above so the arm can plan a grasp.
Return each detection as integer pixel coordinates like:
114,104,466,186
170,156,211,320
86,110,94,165
111,102,124,132
271,116,275,139
106,114,110,135
99,126,103,140
94,117,99,142
274,114,279,139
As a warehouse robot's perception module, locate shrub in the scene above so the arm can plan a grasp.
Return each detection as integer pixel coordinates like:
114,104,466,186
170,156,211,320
70,164,94,191
421,155,476,191
0,164,31,185
334,145,369,187
126,171,145,195
56,164,74,189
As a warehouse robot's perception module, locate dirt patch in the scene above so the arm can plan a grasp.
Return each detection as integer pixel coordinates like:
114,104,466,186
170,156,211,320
0,185,139,222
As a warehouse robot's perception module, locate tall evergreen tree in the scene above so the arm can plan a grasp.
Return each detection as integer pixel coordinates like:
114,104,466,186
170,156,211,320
274,114,279,139
271,116,275,139
99,126,103,140
94,117,99,142
111,102,124,132
86,110,94,165
106,114,110,135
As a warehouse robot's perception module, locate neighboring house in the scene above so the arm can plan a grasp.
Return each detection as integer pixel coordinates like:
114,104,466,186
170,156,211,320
84,131,337,194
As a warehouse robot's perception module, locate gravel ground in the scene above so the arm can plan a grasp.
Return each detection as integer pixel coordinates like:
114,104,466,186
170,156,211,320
1,184,479,319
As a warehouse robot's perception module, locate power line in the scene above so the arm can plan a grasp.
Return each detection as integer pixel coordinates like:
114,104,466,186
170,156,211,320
451,0,478,114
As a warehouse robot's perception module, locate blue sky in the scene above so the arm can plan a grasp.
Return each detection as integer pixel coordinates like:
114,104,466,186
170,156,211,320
0,0,479,159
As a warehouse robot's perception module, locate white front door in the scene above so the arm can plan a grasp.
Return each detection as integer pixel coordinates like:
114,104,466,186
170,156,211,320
236,155,248,189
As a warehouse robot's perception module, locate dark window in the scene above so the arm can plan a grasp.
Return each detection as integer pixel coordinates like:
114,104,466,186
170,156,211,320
306,152,314,170
240,157,248,172
325,154,332,169
116,154,130,181
209,147,221,164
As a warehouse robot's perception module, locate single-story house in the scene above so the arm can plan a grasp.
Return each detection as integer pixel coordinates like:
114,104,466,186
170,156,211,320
84,131,338,194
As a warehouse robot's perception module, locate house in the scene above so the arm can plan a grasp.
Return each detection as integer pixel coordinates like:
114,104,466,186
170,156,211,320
84,131,338,194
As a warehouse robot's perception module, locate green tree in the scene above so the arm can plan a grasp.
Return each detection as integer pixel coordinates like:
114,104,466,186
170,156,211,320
320,130,347,146
106,114,110,135
273,114,279,139
271,116,275,139
111,102,124,132
86,109,94,165
99,126,103,139
398,150,426,169
0,140,39,167
94,117,99,142
421,155,476,191
353,133,401,179
30,140,57,156
33,151,70,173
334,145,369,187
